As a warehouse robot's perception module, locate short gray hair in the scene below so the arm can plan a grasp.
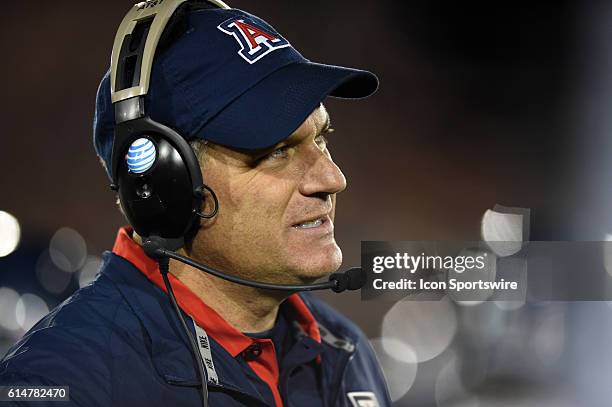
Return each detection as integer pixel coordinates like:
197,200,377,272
189,138,209,165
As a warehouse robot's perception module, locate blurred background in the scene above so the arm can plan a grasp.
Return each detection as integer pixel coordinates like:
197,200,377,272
2,0,612,405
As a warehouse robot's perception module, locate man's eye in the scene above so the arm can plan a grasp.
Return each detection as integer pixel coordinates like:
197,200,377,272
266,146,290,160
315,134,329,149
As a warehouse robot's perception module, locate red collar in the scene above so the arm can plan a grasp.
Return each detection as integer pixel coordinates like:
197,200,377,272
112,227,321,357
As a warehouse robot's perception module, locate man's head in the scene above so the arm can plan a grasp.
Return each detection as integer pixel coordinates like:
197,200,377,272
191,104,345,284
93,3,377,282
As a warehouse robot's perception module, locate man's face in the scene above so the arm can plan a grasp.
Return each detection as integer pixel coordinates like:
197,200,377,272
191,105,346,284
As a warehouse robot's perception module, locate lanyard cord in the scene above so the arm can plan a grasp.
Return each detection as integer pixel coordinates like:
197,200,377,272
158,257,209,407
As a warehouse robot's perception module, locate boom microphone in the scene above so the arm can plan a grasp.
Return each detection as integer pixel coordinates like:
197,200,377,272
142,236,365,293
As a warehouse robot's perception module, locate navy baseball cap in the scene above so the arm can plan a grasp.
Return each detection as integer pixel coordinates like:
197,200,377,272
94,7,378,179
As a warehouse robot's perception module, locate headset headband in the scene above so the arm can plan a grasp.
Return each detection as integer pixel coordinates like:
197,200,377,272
110,0,230,106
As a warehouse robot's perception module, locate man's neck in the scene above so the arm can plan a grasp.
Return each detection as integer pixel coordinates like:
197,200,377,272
168,258,287,333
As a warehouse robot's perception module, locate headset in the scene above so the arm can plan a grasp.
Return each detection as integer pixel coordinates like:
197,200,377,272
109,1,365,406
109,0,227,251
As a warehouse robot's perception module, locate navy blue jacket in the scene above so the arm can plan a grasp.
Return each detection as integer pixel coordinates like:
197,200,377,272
0,229,391,407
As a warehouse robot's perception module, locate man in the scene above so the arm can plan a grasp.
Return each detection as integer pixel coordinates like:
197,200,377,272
0,2,390,406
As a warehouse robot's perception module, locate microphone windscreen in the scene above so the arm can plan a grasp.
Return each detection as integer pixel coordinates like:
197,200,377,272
345,267,366,290
329,267,366,293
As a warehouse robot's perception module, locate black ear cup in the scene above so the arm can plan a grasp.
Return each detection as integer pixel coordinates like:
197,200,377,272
113,117,204,243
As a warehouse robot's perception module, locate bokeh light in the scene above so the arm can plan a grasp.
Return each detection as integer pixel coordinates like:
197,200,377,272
494,257,528,311
481,209,524,257
15,293,49,331
78,255,102,288
531,308,565,366
0,287,21,331
49,227,87,272
494,299,526,312
435,353,480,407
382,296,457,363
0,211,21,257
370,337,418,402
602,235,612,277
36,250,73,294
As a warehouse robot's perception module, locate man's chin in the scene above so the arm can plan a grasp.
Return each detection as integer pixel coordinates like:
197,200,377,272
288,248,343,282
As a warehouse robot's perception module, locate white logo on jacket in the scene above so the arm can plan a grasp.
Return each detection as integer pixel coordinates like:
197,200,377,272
347,391,380,407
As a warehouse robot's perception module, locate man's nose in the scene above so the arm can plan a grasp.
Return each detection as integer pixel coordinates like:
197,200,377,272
299,150,347,198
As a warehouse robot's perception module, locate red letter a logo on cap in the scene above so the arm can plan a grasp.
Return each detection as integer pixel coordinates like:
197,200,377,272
233,20,278,49
218,17,290,64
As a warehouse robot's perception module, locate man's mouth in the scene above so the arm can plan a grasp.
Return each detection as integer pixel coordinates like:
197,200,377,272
294,218,324,229
292,214,331,230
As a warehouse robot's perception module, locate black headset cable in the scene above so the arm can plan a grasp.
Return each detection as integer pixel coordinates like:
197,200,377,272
158,257,209,407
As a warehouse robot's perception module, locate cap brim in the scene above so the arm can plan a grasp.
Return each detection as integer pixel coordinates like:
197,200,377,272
195,61,378,149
